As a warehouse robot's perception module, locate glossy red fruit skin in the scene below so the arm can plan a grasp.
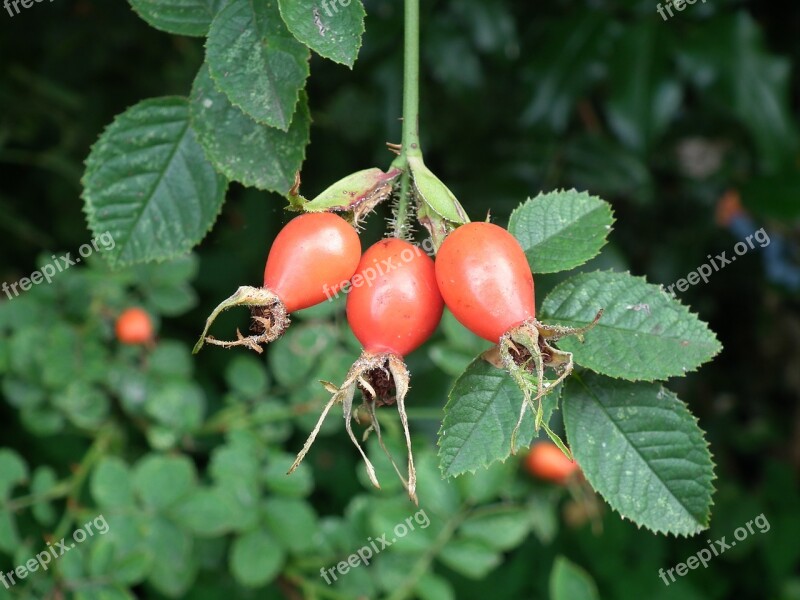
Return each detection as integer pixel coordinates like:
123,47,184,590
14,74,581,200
116,308,154,345
435,222,535,343
263,213,361,312
347,238,444,356
525,442,580,483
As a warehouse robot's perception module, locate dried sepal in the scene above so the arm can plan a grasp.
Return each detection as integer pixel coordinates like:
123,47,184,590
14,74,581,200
192,286,288,354
498,311,603,455
288,351,418,503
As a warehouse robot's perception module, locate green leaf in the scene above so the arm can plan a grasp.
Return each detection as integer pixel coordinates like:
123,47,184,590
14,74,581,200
206,0,310,130
0,449,28,499
563,373,715,536
190,64,310,193
508,190,614,274
145,517,196,596
278,0,365,68
437,539,501,579
229,529,285,587
438,358,533,478
92,457,136,509
127,0,228,37
549,556,600,600
171,488,235,536
606,24,681,153
459,507,530,551
30,466,58,525
263,498,319,554
53,382,110,430
415,573,455,600
0,510,18,554
83,97,228,267
541,271,721,381
133,455,197,511
145,380,206,432
224,354,269,399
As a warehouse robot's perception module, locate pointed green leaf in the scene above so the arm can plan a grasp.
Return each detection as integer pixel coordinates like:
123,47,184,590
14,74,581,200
278,0,365,68
82,97,228,267
438,359,551,478
207,0,310,130
549,556,599,600
541,271,721,381
437,539,501,579
508,189,614,274
563,373,715,536
127,0,229,37
190,64,310,193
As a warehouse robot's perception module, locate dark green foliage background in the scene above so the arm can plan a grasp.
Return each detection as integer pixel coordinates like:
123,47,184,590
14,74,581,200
1,0,799,599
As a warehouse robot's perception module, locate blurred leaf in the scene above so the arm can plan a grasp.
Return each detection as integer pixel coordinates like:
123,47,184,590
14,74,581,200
83,97,228,267
550,556,600,600
563,373,715,536
269,323,338,387
263,497,319,554
127,0,229,37
606,24,681,153
190,65,310,193
92,457,136,509
563,135,654,204
508,189,614,273
263,451,313,498
229,529,285,587
145,380,206,432
206,0,310,130
30,466,58,525
415,572,456,600
541,271,721,381
145,517,196,596
171,488,235,537
678,13,798,172
0,510,18,554
0,449,28,499
53,382,110,429
522,13,611,131
438,539,501,579
459,507,530,551
278,0,365,68
149,341,194,379
224,354,269,399
133,455,197,511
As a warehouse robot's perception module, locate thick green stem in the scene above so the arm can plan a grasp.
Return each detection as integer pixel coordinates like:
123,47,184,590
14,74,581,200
393,0,421,238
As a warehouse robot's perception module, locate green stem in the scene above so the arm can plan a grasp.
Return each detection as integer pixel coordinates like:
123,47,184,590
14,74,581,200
393,0,422,238
4,480,72,512
51,429,115,542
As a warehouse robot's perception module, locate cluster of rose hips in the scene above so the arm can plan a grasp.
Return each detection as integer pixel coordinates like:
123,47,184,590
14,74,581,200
195,212,592,501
